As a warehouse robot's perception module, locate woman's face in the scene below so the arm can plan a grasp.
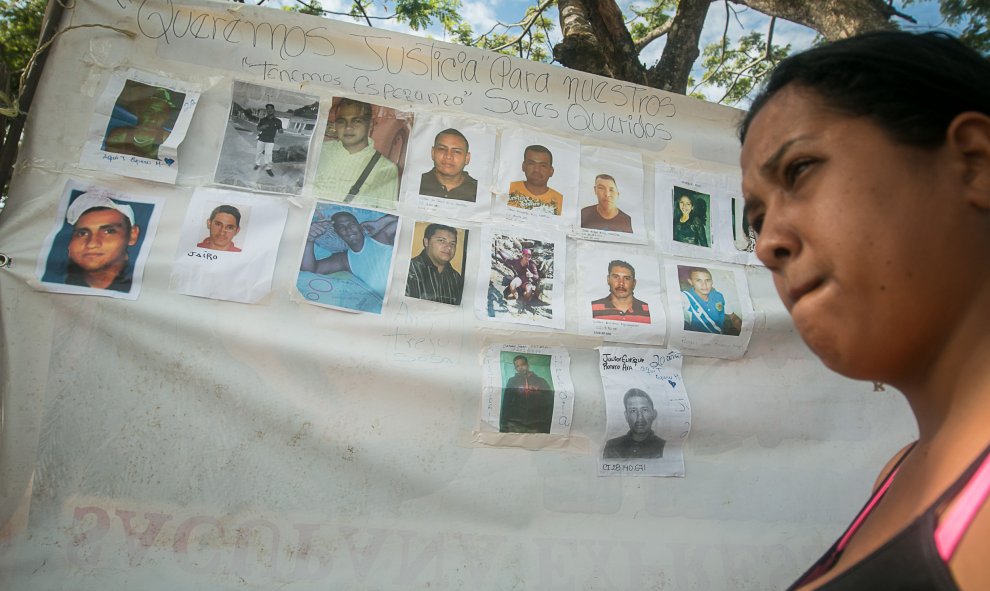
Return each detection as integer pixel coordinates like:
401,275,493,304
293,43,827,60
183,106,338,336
678,196,693,216
740,85,978,382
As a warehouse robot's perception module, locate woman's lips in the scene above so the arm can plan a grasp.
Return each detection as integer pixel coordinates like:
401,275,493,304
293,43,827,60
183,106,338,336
788,277,825,307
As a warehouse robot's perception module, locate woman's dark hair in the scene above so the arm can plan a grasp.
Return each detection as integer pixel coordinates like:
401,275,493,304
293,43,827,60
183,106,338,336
739,31,990,147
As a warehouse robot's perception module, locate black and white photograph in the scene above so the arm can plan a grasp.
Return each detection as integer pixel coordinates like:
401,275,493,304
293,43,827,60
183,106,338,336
598,347,690,477
214,81,319,195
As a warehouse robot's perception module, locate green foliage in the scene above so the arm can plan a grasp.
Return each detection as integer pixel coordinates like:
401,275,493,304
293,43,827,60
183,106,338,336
937,0,989,53
285,1,324,16
0,0,45,96
393,0,462,31
453,3,554,62
628,0,677,44
695,30,791,104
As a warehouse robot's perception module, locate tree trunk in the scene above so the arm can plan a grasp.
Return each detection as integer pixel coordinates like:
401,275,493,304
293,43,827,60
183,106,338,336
731,0,895,40
554,0,648,84
648,0,710,93
554,0,897,96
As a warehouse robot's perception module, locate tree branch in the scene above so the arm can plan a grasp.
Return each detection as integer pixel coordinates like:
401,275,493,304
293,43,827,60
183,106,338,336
491,0,555,51
634,21,673,53
352,0,374,28
729,0,895,40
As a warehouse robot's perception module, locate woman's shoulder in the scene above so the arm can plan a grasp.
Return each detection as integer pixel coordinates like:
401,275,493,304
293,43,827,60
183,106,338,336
871,442,916,491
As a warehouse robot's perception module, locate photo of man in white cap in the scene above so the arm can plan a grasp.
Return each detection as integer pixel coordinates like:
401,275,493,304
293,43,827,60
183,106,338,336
62,191,141,292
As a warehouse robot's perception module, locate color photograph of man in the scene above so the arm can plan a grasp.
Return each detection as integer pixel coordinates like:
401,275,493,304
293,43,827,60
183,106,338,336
591,260,651,323
507,145,562,215
313,98,400,204
500,247,540,305
62,192,141,292
197,205,242,252
419,128,478,201
499,354,554,434
405,223,465,305
680,266,742,335
603,388,665,459
301,210,398,299
102,81,184,161
580,174,633,233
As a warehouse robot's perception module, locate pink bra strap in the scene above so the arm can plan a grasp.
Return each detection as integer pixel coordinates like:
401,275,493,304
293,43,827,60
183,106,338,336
935,452,990,560
835,464,901,552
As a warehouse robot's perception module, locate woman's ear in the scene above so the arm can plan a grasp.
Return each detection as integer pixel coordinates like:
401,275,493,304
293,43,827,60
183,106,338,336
946,111,990,209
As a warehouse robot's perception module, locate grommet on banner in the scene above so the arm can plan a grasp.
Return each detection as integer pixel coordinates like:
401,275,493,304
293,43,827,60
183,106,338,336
0,253,10,269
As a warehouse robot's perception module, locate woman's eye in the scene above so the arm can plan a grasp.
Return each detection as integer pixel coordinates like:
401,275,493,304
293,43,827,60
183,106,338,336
784,159,813,185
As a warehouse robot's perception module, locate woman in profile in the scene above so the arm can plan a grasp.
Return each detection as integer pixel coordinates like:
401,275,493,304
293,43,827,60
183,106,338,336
740,31,990,589
673,193,708,246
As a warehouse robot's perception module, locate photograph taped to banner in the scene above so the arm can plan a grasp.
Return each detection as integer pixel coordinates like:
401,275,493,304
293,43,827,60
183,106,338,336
479,344,575,445
169,188,289,304
80,68,201,184
474,225,567,330
576,244,666,345
575,145,647,244
296,201,401,314
214,81,320,195
598,347,691,477
664,259,754,359
35,179,163,300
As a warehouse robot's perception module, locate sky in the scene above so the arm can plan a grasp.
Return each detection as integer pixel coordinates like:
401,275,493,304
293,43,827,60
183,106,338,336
297,0,959,104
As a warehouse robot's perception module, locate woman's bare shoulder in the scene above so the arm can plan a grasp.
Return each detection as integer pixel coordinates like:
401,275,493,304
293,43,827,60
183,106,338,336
871,443,916,492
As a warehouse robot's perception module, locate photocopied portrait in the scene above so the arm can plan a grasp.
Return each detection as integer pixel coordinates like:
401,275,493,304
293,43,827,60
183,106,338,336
404,221,468,306
478,344,575,445
36,179,163,300
169,188,289,304
664,260,754,359
214,81,319,195
576,146,646,243
296,201,400,314
576,244,665,345
598,347,691,477
80,68,200,184
312,97,413,208
475,226,567,330
402,113,496,217
495,128,580,224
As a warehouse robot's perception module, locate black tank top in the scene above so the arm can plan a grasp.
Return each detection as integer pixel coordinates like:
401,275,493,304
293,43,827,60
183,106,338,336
787,442,990,590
